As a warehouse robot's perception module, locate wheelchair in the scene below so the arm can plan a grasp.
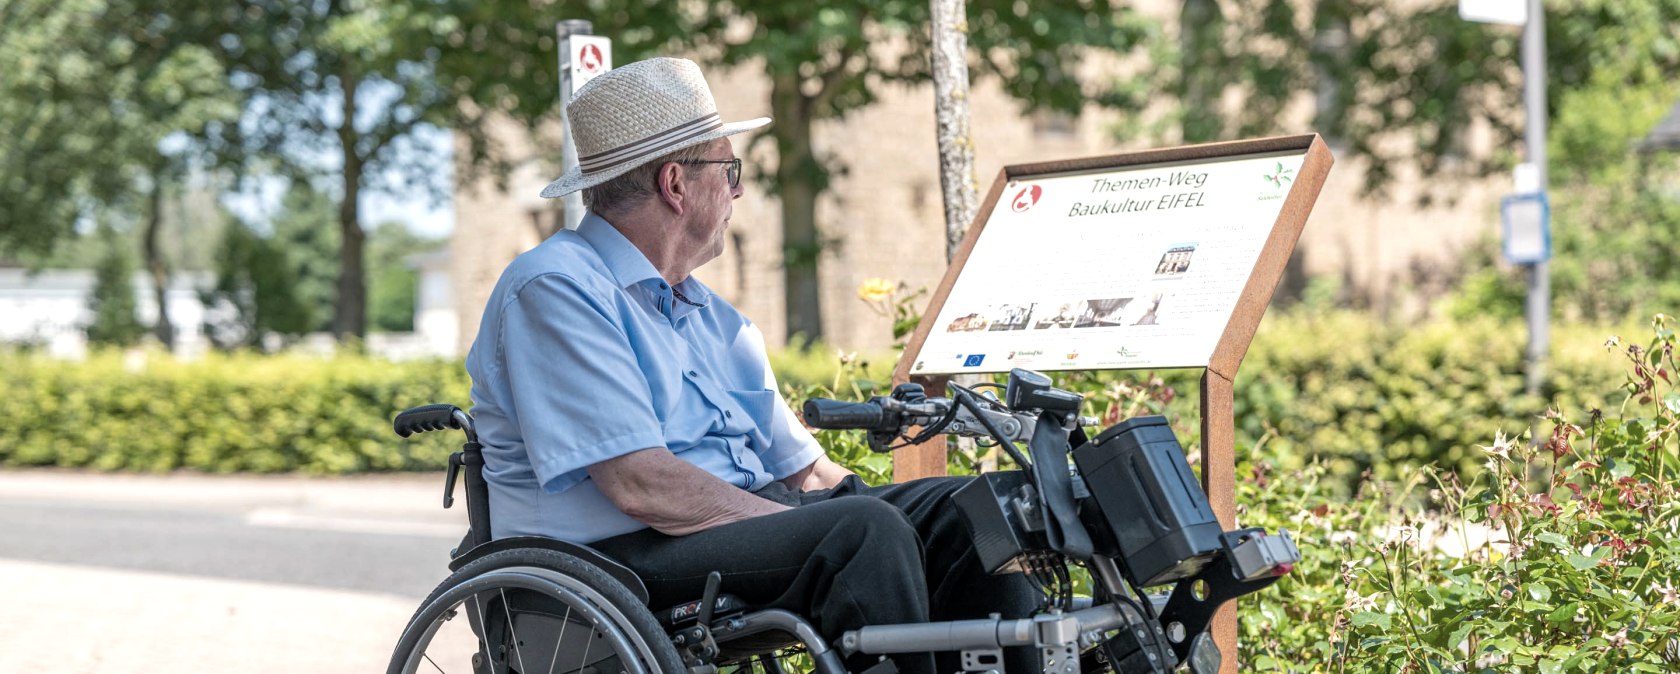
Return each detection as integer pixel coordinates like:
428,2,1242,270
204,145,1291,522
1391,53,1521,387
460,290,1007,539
386,403,840,674
387,369,1301,674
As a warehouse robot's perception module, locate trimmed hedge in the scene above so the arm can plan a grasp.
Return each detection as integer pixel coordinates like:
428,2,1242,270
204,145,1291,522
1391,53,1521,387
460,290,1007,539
0,350,468,473
0,312,1640,478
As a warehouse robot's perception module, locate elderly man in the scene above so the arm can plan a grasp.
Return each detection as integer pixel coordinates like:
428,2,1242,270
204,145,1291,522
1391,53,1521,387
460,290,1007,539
464,57,1036,674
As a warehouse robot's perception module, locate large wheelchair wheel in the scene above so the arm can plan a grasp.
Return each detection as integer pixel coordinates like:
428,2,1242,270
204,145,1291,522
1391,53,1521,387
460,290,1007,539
389,548,687,674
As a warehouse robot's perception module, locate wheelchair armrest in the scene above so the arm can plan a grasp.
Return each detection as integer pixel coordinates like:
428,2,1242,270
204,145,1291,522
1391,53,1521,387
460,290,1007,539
448,535,650,606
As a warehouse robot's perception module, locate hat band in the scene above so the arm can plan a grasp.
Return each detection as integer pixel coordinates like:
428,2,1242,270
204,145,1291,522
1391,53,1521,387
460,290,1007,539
579,113,724,176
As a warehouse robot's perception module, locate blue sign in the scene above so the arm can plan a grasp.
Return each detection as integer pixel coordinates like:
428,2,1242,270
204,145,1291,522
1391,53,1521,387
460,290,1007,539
1501,192,1550,264
962,354,986,367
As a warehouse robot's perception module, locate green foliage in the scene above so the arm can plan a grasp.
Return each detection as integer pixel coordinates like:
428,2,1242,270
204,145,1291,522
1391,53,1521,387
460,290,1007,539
0,0,238,256
1234,316,1680,672
1448,43,1680,324
84,223,147,347
202,221,313,347
367,220,443,333
1035,311,1627,493
271,183,343,333
1129,0,1680,200
0,349,466,473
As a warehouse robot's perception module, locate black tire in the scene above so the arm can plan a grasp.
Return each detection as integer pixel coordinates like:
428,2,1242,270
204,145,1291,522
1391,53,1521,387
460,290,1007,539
388,548,687,674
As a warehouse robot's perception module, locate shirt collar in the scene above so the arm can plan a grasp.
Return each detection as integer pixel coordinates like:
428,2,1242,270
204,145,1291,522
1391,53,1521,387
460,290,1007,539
576,211,715,317
576,212,664,290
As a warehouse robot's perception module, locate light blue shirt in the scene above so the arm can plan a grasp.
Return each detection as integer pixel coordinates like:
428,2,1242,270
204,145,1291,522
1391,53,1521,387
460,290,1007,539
465,213,825,543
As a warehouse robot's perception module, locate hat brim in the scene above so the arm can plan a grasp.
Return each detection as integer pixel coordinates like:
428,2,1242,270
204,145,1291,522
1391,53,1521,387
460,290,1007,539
540,117,771,199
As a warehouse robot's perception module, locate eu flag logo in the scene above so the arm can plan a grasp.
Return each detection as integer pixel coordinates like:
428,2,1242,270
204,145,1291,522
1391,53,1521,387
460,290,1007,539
963,354,986,367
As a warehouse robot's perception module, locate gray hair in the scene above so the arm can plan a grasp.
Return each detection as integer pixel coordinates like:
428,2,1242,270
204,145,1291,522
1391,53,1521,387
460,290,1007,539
582,142,717,216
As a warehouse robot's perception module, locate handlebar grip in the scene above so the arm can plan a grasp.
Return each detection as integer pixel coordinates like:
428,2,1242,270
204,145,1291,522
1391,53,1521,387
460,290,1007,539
394,404,464,438
802,398,887,430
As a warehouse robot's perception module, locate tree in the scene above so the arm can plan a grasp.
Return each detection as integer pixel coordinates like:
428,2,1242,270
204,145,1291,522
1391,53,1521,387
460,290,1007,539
149,0,461,342
0,0,239,345
427,0,1154,343
85,222,147,347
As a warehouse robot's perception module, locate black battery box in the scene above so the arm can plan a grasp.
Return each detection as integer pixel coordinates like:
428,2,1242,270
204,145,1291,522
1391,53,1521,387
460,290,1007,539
1071,415,1223,587
952,470,1051,574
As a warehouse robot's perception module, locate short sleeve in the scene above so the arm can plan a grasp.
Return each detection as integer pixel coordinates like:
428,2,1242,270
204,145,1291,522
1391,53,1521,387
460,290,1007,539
501,274,666,493
730,321,823,479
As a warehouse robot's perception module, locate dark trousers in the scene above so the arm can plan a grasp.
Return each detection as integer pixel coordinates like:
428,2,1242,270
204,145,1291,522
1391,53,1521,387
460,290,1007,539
591,475,1041,674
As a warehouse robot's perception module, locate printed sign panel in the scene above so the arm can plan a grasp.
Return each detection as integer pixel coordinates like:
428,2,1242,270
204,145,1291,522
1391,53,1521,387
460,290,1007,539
909,148,1310,375
569,36,613,91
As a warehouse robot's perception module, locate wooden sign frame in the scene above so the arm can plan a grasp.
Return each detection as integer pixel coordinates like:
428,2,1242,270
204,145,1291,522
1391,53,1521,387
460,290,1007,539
889,134,1333,674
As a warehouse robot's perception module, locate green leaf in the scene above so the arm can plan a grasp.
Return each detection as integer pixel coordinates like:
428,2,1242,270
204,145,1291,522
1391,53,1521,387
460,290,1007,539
1538,659,1563,674
1545,602,1580,624
1350,611,1392,629
1565,554,1601,570
1537,532,1571,548
1527,581,1554,602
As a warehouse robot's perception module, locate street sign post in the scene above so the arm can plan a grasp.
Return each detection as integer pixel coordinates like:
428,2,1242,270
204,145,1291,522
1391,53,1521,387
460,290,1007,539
556,22,612,231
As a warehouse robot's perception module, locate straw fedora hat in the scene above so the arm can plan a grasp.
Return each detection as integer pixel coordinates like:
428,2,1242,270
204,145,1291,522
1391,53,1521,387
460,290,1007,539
540,57,771,199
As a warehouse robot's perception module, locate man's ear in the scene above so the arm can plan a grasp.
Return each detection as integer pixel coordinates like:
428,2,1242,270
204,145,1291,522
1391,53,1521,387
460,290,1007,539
656,162,686,214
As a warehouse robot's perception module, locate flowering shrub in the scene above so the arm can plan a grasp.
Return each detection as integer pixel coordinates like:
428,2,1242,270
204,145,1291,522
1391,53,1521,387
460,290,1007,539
1237,316,1680,672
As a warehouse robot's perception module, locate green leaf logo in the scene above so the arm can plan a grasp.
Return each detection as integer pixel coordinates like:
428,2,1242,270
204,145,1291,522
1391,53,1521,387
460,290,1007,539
1262,162,1296,189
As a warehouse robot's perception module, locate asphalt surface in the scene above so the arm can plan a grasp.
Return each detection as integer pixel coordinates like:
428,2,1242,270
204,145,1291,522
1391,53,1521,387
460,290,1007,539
0,470,469,673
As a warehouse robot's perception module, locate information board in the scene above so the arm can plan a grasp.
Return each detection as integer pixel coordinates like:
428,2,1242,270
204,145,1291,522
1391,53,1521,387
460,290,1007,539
902,137,1328,376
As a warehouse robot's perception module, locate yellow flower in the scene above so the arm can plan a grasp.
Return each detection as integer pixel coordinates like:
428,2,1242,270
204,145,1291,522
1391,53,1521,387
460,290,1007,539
856,278,896,303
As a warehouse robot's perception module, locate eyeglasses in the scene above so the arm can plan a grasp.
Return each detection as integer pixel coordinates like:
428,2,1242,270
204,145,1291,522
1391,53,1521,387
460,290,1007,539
676,158,743,188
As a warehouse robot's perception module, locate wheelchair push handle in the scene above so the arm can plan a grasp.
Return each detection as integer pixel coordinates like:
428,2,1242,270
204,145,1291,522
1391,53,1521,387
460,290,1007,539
394,404,478,444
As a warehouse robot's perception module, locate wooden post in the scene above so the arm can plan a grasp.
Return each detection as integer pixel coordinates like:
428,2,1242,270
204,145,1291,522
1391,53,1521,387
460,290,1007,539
893,374,952,481
1201,368,1238,674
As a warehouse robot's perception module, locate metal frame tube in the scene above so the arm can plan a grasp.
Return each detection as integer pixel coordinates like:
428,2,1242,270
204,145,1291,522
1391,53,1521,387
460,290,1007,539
843,605,1125,655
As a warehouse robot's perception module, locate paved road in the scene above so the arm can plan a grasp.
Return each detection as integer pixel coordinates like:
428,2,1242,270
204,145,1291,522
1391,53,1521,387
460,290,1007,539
0,470,469,673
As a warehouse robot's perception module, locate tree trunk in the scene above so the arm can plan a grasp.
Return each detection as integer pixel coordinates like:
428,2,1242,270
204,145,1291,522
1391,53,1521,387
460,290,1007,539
334,68,367,342
928,0,983,475
142,175,174,349
770,74,823,344
931,0,979,258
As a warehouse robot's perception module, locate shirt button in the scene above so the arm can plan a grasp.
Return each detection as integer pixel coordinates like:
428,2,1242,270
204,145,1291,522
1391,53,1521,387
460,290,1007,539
687,370,698,378
724,411,733,419
659,282,668,289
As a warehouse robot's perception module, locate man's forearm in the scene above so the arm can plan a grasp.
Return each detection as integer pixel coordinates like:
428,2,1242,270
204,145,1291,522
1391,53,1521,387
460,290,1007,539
781,454,853,492
588,447,790,536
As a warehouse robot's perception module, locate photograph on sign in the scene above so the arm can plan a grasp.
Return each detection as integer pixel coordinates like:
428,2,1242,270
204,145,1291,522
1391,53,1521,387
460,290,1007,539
909,148,1311,375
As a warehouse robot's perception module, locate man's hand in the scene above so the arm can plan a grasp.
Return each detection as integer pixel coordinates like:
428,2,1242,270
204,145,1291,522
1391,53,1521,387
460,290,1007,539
588,447,791,537
781,454,853,492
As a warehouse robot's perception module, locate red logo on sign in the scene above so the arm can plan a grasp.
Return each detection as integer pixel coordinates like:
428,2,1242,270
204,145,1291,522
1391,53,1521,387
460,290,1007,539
1011,185,1042,213
579,44,605,74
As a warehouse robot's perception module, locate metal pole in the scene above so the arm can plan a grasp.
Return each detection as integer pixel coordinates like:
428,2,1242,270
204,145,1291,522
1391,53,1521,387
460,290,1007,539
557,19,593,231
1522,0,1548,395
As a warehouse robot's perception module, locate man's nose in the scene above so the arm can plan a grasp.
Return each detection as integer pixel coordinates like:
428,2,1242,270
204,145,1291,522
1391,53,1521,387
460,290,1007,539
730,181,744,199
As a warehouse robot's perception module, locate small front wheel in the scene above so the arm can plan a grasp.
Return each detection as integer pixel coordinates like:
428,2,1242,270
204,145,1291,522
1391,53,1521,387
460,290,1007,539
388,548,685,674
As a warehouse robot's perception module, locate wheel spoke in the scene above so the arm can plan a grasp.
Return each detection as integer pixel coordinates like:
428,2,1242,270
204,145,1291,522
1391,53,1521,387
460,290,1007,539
577,618,593,674
423,652,447,674
548,605,572,674
501,587,529,674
